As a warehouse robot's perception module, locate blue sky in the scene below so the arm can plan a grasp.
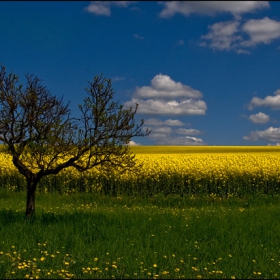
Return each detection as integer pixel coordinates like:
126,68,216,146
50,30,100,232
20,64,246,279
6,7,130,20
1,1,280,146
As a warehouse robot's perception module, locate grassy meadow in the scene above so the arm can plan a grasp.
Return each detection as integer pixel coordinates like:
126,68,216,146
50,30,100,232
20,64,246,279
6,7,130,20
1,146,280,279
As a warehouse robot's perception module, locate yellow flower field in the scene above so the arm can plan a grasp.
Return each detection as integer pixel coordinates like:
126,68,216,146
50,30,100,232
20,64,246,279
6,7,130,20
1,146,280,196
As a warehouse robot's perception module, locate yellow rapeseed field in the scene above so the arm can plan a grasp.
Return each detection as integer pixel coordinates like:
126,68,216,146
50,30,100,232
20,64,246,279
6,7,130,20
1,146,280,196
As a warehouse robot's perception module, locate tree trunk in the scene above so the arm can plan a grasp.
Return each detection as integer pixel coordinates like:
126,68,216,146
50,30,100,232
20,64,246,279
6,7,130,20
26,180,38,217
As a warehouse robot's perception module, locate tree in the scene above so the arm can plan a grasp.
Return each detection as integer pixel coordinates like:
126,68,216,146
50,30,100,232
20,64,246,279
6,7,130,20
0,65,150,217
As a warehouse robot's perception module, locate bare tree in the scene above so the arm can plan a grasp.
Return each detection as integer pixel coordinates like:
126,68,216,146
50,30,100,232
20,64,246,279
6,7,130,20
0,65,150,217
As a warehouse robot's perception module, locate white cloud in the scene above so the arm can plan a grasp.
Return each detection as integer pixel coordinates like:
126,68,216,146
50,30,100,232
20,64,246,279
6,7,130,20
159,1,269,18
147,128,206,145
200,20,241,51
144,118,185,126
248,89,280,110
248,112,270,124
124,74,207,116
85,1,111,16
127,140,141,146
201,17,280,53
236,49,251,54
141,119,205,145
125,98,207,115
241,17,280,46
147,126,173,134
244,127,280,142
85,1,135,16
175,128,202,135
142,118,205,145
164,119,185,126
135,74,202,99
268,142,280,146
151,135,206,146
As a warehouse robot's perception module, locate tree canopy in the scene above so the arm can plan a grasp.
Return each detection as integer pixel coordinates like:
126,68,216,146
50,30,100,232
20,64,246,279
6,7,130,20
0,65,150,216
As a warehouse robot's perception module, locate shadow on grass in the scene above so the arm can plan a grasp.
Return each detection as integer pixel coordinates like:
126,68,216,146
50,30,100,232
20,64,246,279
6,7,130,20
0,209,26,225
0,208,109,225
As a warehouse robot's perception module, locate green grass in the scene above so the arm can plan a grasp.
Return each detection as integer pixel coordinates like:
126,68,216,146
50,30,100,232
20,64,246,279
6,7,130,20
1,190,280,279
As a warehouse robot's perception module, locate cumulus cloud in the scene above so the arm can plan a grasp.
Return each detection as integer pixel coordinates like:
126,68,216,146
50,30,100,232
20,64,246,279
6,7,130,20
85,1,135,16
144,118,185,126
248,89,280,110
123,75,206,145
146,127,206,145
236,49,251,54
125,98,207,115
124,74,207,116
159,1,269,18
200,20,242,51
241,17,280,46
150,135,205,146
243,127,280,142
175,128,202,135
141,118,205,145
135,74,202,99
201,16,280,53
164,119,185,126
268,142,280,146
147,126,173,134
127,140,141,146
248,112,270,124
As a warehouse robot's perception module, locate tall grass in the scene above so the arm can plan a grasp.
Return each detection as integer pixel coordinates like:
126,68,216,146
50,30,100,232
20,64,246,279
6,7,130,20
1,190,280,279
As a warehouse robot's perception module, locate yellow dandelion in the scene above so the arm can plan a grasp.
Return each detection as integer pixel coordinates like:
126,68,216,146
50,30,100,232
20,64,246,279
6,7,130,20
192,266,198,271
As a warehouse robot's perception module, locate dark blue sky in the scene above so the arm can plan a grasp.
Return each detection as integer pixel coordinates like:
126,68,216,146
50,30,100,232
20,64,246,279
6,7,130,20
1,1,280,146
